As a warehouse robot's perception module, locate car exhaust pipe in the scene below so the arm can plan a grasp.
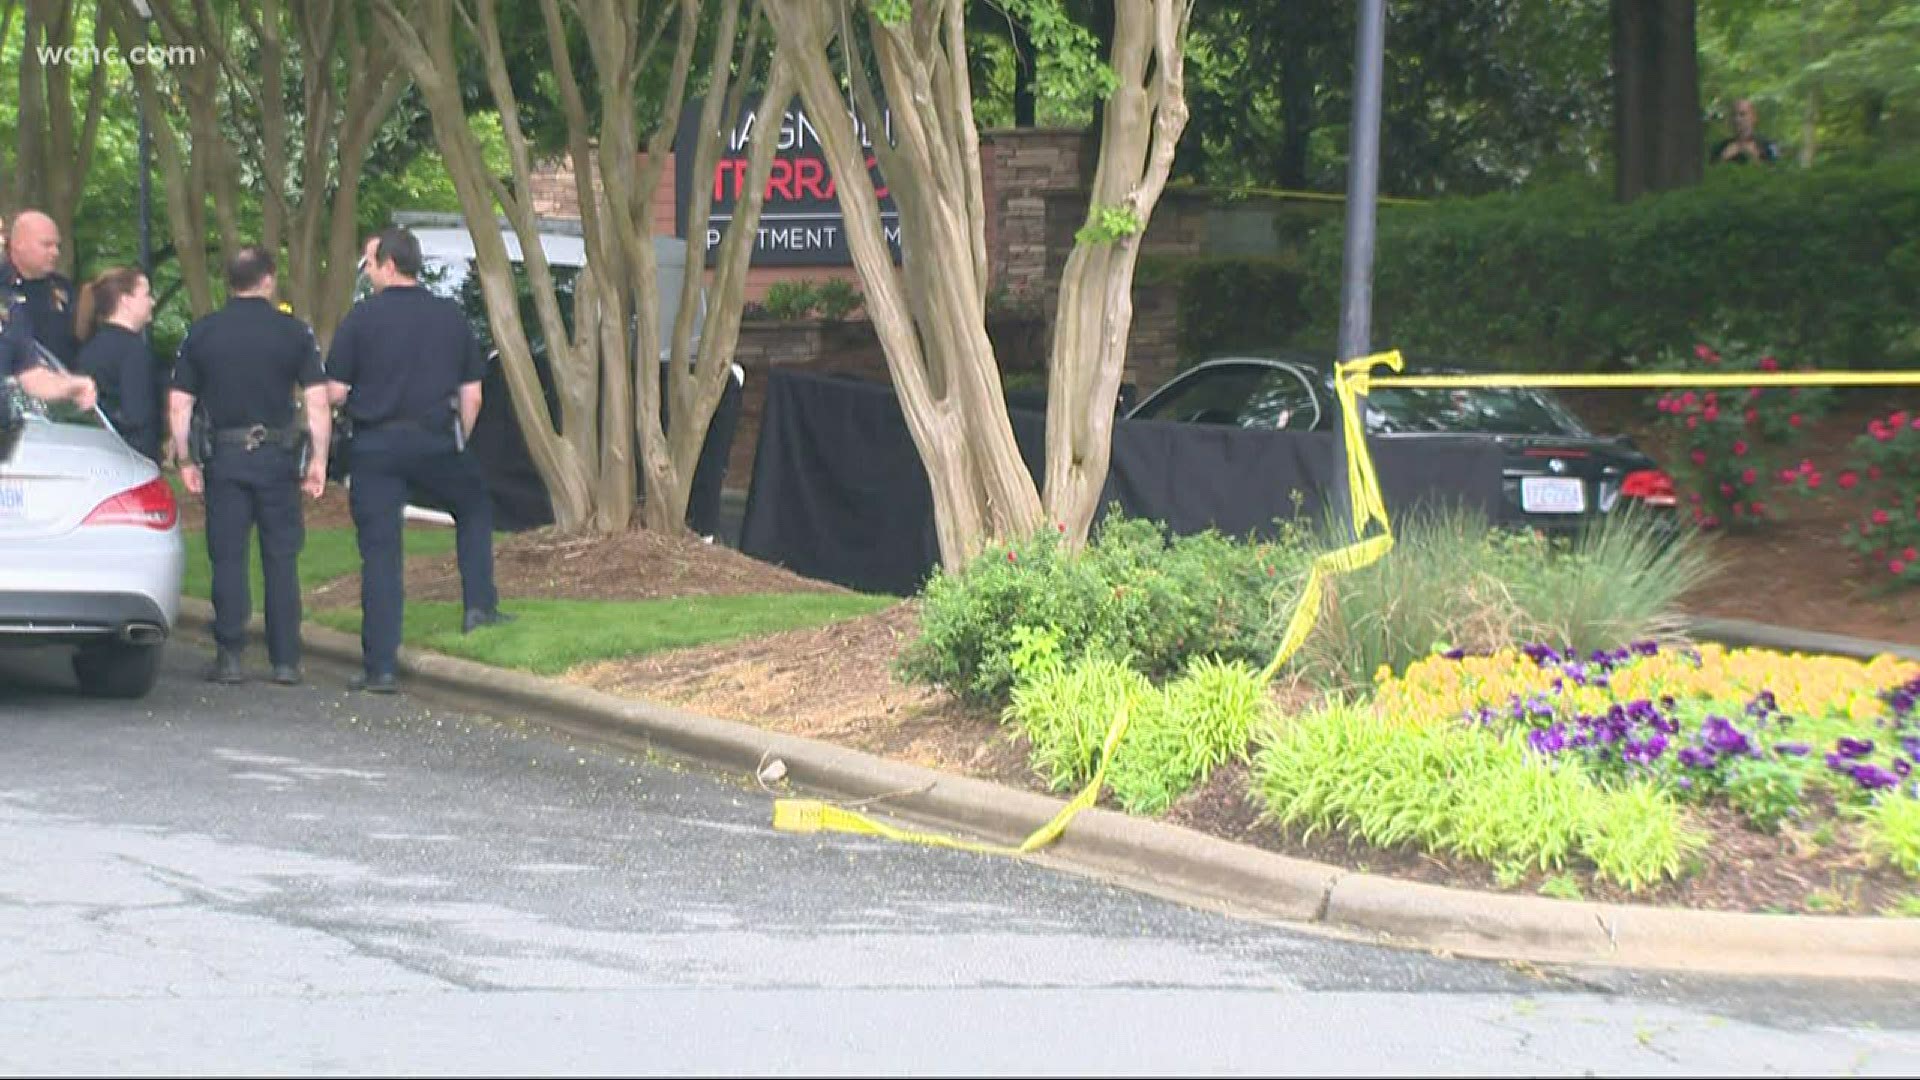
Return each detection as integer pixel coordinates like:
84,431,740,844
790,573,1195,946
121,622,166,645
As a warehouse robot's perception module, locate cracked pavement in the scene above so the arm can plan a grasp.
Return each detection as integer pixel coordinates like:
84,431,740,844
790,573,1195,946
1,642,1916,1075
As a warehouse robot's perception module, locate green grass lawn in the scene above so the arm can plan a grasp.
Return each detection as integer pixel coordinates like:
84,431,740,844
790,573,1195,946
310,593,896,675
181,526,459,601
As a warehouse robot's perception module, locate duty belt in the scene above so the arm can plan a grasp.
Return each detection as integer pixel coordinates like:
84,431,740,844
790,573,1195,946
213,424,292,451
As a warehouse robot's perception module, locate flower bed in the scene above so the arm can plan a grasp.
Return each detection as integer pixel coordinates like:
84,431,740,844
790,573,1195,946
1370,645,1920,878
896,507,1920,907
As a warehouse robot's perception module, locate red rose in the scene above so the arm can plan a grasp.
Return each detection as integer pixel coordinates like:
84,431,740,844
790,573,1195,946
1741,468,1758,486
1789,414,1802,428
1759,356,1779,372
1732,440,1748,457
1690,449,1708,467
1839,472,1860,490
1893,560,1908,576
1873,509,1891,526
1750,501,1768,516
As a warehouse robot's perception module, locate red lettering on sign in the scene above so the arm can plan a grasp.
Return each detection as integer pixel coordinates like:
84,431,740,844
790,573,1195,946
794,157,831,200
712,159,749,201
767,158,796,201
866,154,887,200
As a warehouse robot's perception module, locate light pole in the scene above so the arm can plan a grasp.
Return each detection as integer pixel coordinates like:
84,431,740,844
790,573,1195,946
132,0,154,285
1331,0,1387,532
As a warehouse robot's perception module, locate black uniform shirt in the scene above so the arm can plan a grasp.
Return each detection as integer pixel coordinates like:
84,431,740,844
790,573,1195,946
2,258,77,366
171,296,324,428
325,284,484,428
77,324,163,462
0,282,34,378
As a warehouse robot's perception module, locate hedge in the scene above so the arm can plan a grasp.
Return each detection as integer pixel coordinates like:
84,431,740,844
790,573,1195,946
1298,156,1920,372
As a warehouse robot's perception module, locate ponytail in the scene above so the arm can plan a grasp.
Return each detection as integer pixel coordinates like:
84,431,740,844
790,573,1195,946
75,267,144,344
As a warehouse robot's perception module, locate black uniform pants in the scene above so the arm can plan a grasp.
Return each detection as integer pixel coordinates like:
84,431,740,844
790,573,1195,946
348,427,497,676
204,443,305,665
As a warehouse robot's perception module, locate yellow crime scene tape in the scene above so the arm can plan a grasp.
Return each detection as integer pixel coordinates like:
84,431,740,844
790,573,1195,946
772,351,1920,855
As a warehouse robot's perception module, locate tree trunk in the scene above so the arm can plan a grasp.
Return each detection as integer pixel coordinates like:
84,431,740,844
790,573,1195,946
766,0,1044,569
1277,33,1314,190
1043,0,1192,545
16,0,107,275
1612,0,1702,202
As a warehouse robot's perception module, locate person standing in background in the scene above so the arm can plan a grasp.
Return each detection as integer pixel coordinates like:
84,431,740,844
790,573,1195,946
74,268,163,463
1713,99,1781,165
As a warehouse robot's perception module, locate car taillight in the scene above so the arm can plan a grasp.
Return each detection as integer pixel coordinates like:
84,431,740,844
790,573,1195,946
1619,469,1677,508
82,476,178,530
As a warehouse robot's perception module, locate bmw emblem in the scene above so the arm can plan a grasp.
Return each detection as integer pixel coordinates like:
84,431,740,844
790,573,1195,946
1548,458,1567,474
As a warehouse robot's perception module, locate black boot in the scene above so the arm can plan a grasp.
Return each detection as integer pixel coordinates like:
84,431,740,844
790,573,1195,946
203,650,245,685
271,664,302,686
462,608,516,634
348,670,400,694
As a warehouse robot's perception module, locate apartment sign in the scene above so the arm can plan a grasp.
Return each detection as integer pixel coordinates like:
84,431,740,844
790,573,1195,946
674,95,901,266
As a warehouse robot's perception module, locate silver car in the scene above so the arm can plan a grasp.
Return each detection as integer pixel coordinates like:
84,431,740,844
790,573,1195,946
0,380,185,698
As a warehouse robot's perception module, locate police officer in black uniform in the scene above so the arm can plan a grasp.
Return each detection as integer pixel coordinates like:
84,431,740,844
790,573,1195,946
2,269,96,413
3,210,80,366
326,226,510,694
169,246,332,686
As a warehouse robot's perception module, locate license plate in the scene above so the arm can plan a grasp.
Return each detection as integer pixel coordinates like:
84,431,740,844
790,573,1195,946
0,480,24,521
1521,476,1586,514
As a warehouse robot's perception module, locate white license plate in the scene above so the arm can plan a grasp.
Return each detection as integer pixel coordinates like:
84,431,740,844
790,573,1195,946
1521,476,1586,514
0,481,24,521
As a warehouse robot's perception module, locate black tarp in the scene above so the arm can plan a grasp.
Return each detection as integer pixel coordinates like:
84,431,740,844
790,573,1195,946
739,369,1505,596
450,354,744,533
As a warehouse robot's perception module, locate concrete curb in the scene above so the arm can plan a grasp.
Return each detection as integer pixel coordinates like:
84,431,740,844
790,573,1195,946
176,597,1920,984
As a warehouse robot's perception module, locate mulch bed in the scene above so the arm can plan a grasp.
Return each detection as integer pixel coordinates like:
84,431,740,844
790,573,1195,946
568,602,1916,917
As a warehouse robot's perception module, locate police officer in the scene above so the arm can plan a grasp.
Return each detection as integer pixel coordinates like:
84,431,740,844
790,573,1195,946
168,246,331,686
326,226,510,694
3,210,80,366
1,212,93,414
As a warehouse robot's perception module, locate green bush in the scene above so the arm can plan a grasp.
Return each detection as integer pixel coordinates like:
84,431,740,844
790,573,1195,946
897,513,1311,704
1252,698,1704,891
1003,652,1270,815
813,278,864,321
1296,506,1715,689
1300,157,1920,371
1003,654,1151,794
1858,797,1920,879
760,280,821,321
1136,255,1310,366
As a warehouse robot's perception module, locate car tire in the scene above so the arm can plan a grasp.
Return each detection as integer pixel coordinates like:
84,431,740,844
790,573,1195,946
72,641,164,700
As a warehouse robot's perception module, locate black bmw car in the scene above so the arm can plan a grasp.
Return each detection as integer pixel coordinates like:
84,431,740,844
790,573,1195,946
1125,354,1678,531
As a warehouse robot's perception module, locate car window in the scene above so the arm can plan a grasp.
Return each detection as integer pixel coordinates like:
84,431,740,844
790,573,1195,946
1362,385,1587,436
1133,365,1315,429
1241,368,1320,430
5,380,103,428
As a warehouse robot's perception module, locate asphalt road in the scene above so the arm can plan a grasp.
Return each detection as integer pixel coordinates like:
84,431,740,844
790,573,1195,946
1,641,1917,1076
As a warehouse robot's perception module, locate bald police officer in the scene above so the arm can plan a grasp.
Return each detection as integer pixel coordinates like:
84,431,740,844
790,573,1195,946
3,210,79,367
169,246,332,686
327,226,510,694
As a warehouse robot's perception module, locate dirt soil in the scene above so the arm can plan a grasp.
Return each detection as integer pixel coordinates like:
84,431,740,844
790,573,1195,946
1561,390,1919,645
